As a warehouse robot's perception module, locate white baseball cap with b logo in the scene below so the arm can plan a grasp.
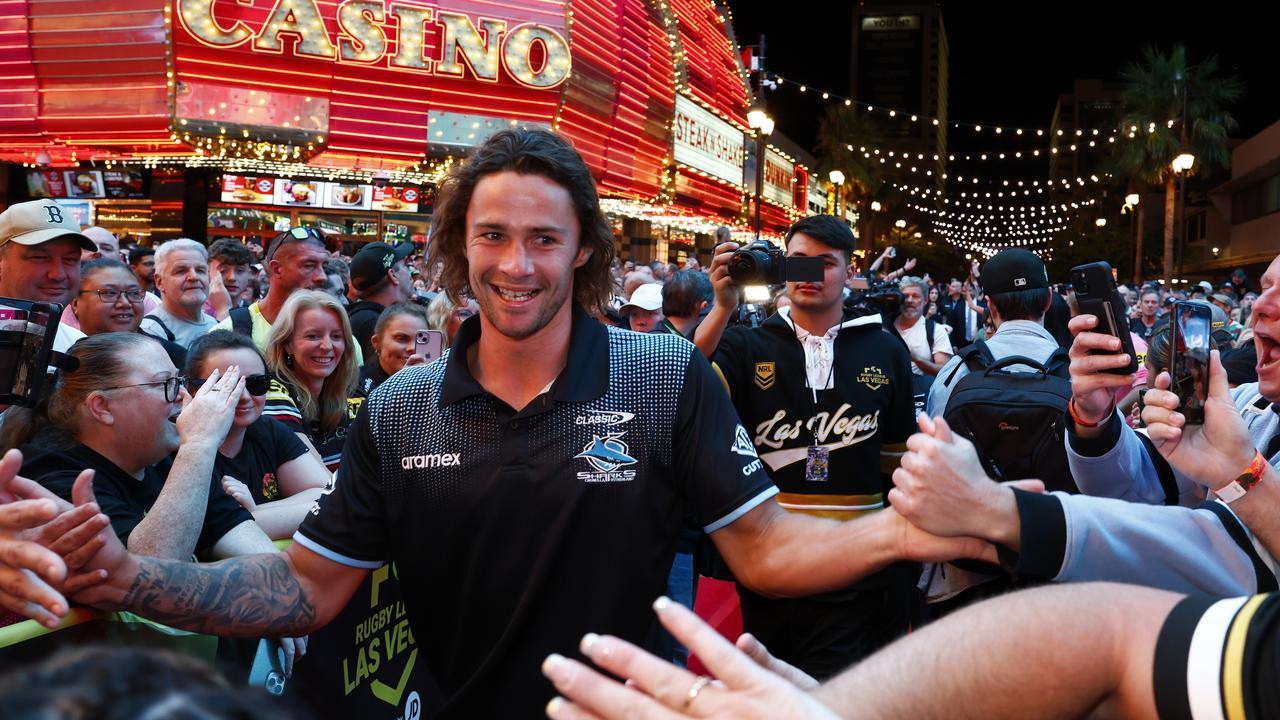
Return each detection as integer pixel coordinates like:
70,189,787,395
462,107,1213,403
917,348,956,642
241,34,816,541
0,199,96,250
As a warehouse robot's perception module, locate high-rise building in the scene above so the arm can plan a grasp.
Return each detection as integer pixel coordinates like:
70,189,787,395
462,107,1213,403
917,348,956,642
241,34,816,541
1048,79,1123,190
850,1,949,195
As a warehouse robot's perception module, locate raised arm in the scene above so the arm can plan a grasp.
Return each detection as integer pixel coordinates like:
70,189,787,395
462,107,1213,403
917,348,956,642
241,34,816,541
128,367,246,560
541,582,1180,720
693,241,740,359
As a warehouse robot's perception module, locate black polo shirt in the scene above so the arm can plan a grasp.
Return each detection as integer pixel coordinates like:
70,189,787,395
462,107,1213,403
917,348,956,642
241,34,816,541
295,305,776,718
20,426,252,557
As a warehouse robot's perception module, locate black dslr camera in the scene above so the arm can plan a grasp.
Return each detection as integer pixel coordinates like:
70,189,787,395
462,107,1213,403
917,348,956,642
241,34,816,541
0,298,73,407
844,278,904,318
727,240,825,286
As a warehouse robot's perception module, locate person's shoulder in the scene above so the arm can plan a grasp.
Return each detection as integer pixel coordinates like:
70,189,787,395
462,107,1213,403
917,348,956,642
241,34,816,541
370,353,447,404
1231,381,1266,411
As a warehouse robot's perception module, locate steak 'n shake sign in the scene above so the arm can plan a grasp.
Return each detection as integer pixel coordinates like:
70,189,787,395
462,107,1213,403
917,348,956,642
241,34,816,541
672,95,746,188
176,0,572,89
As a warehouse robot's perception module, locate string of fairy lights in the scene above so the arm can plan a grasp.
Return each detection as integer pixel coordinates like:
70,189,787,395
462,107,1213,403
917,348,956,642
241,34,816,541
756,72,1167,254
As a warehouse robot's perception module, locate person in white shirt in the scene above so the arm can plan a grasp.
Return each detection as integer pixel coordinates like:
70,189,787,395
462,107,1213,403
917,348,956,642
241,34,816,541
139,239,217,349
893,276,953,377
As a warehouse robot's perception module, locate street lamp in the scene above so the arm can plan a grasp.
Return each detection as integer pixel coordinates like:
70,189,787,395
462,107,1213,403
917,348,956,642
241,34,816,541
1171,152,1196,173
870,200,881,212
894,219,907,228
1124,193,1140,209
1095,218,1107,228
828,169,845,218
747,99,774,241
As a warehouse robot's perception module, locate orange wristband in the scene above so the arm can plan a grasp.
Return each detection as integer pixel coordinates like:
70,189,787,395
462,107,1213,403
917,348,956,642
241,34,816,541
1069,397,1111,428
1217,450,1268,504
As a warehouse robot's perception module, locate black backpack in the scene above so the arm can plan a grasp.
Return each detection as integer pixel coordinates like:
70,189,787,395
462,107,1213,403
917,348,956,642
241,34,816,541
942,339,1076,493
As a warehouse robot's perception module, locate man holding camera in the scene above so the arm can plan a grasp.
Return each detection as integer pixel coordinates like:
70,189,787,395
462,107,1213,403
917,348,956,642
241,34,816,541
696,215,919,678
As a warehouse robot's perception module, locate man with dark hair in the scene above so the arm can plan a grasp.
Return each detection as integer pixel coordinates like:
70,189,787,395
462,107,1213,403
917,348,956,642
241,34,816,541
1132,288,1162,341
658,269,712,339
21,130,987,718
696,213,919,677
345,241,415,359
129,246,156,295
205,239,254,320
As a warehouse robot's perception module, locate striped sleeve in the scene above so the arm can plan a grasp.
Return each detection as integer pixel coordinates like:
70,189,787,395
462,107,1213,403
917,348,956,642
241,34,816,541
1154,593,1280,720
263,378,304,427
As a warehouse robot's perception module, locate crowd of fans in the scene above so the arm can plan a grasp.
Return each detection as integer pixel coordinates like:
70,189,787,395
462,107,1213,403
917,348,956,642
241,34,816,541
0,127,1277,719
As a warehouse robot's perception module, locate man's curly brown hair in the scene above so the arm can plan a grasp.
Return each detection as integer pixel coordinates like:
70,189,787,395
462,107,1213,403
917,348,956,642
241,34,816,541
426,129,617,314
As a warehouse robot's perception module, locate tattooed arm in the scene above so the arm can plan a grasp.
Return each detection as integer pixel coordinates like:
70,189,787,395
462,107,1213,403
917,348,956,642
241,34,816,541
76,542,368,637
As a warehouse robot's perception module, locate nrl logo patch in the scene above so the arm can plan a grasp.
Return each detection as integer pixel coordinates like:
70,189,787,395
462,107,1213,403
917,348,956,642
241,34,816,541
754,361,776,390
858,365,889,390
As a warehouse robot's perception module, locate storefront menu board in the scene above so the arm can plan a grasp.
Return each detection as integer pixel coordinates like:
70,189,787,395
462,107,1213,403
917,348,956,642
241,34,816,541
219,176,423,213
372,186,420,212
324,183,373,210
274,179,324,207
220,175,276,204
103,171,147,198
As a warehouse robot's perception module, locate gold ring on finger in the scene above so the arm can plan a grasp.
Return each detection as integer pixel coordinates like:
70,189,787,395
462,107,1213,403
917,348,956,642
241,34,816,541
683,675,713,709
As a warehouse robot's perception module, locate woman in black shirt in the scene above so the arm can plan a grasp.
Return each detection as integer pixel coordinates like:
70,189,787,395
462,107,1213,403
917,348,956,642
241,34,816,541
187,331,330,540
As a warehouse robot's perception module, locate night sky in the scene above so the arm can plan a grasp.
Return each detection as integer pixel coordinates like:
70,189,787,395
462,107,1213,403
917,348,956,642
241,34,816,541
731,2,1280,173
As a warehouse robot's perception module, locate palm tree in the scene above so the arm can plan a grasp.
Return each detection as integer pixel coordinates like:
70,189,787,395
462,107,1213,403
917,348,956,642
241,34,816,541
814,105,885,251
1111,45,1243,284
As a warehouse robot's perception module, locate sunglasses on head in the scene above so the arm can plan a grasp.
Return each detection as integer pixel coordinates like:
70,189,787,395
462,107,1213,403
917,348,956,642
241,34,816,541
188,373,271,397
266,226,326,261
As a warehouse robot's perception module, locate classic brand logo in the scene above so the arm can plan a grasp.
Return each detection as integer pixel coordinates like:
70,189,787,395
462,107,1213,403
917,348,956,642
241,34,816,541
754,361,776,390
998,421,1020,431
400,453,461,469
574,410,635,426
575,432,637,482
858,365,889,390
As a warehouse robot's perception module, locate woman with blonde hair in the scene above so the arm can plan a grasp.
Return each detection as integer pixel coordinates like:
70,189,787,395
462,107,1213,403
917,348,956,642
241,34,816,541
425,292,478,346
262,290,363,472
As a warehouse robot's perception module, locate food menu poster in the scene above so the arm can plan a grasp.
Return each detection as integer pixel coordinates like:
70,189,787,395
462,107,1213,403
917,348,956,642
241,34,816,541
323,183,373,211
372,186,421,212
63,171,104,198
220,175,276,204
103,171,146,198
26,170,145,199
218,176,425,213
274,179,323,207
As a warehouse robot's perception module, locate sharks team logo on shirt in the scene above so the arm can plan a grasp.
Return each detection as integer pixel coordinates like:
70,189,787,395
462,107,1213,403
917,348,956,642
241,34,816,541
576,432,638,482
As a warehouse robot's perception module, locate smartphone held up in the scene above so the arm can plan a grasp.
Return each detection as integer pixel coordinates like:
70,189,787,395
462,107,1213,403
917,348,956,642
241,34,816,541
1169,301,1212,425
1070,261,1139,375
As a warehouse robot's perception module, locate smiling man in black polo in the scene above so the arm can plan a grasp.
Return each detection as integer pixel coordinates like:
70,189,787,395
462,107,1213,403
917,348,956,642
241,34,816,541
31,129,995,719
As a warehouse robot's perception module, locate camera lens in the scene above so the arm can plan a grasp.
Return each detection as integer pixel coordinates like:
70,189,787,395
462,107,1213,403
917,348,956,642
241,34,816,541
727,251,762,283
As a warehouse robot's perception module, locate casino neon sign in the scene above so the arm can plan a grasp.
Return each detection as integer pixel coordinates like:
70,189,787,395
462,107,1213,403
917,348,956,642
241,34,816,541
176,0,572,89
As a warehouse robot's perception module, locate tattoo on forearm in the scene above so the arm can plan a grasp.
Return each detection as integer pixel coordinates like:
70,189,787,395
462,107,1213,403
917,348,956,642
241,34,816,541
121,554,317,636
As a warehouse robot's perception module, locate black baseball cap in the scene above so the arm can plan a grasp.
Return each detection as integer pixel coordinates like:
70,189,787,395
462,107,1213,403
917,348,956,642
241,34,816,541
981,248,1048,295
350,241,413,292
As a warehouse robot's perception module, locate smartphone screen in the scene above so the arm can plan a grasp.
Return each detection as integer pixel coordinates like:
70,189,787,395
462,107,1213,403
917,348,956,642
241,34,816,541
1170,302,1211,424
414,329,445,362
